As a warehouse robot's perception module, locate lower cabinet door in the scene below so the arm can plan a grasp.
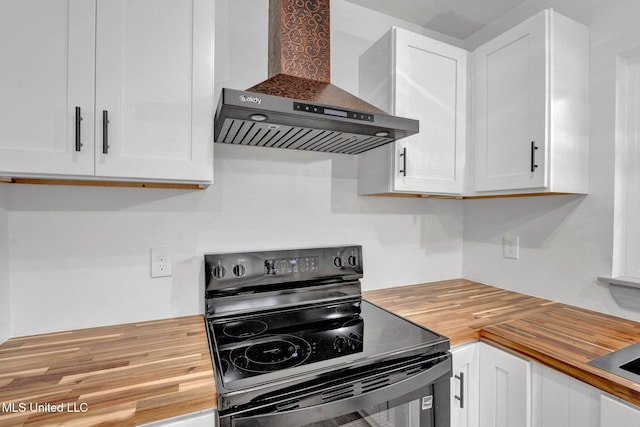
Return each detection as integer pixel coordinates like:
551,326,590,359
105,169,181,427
451,343,479,427
601,394,640,427
478,342,531,427
531,363,600,427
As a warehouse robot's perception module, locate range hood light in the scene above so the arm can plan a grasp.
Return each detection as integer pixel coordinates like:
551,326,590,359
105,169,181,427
375,131,390,137
250,113,269,122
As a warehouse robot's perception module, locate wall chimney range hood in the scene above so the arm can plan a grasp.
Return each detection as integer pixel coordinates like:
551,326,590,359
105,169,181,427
214,0,418,155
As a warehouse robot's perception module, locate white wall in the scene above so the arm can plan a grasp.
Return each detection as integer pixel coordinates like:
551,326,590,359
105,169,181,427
6,0,464,337
462,0,640,321
0,184,9,343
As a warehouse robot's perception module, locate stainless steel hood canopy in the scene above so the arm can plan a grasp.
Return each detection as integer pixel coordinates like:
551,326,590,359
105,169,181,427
214,0,418,155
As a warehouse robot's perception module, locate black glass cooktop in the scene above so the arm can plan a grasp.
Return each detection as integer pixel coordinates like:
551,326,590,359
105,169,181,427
208,299,449,391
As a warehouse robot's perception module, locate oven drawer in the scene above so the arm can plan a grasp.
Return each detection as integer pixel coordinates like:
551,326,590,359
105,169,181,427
220,352,451,427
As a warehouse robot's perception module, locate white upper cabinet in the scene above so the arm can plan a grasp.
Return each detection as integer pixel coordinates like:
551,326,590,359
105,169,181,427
94,0,213,183
472,9,589,195
358,27,467,196
0,0,95,176
0,0,214,187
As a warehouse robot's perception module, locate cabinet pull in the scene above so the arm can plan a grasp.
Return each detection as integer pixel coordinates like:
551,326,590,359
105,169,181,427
74,107,83,152
102,110,110,154
454,371,464,409
399,147,407,177
530,141,539,172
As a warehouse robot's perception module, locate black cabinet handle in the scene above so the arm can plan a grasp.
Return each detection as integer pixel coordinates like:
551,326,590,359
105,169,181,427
74,106,83,152
399,147,407,177
454,371,464,408
102,110,110,154
530,141,539,172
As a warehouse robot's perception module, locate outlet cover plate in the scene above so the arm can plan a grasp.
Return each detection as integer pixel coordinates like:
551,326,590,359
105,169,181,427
151,247,173,278
503,236,519,259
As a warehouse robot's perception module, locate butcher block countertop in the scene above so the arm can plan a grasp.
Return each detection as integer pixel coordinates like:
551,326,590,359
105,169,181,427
363,279,640,407
0,315,215,427
1,279,639,426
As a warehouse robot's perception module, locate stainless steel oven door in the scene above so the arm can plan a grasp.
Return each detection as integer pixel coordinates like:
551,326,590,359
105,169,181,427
220,353,451,427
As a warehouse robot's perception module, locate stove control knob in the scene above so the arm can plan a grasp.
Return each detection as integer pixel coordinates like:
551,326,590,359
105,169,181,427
333,256,343,268
233,264,247,277
347,255,358,267
333,336,348,352
265,260,276,275
212,265,227,280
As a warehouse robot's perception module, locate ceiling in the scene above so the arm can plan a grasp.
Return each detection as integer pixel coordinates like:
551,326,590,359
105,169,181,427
345,0,529,39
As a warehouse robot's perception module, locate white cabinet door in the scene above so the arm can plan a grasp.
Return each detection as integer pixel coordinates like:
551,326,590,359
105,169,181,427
393,29,467,194
473,9,589,195
0,0,95,176
479,342,531,427
451,343,480,427
358,27,467,195
531,363,600,427
473,11,547,192
94,0,214,183
601,394,640,427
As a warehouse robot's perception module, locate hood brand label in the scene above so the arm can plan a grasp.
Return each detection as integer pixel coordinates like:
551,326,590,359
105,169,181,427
239,95,261,104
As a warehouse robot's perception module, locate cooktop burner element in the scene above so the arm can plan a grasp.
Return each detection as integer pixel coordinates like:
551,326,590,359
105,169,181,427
222,320,268,338
229,334,312,373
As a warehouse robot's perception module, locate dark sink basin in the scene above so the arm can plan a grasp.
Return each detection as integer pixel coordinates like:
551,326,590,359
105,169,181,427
620,357,640,375
589,341,640,383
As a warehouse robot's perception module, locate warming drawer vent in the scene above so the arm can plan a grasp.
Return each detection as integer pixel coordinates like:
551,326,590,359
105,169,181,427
276,400,300,412
321,384,355,403
405,365,423,376
217,118,393,155
361,375,391,393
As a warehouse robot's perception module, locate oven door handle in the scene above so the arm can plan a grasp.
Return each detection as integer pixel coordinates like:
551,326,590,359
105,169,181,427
229,356,451,427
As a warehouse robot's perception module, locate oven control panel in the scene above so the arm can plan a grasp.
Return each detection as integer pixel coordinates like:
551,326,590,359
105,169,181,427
205,246,361,282
264,256,319,275
204,245,363,289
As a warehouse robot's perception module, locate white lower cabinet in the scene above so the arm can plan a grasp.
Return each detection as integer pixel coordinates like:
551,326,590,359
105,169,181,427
600,394,640,427
531,363,600,427
451,343,480,427
453,341,640,427
139,409,216,427
478,342,531,427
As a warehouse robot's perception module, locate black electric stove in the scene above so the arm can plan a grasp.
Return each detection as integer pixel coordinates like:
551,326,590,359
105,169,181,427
204,246,451,427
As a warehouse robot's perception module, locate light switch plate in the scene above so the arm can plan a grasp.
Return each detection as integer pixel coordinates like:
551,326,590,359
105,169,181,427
503,236,519,259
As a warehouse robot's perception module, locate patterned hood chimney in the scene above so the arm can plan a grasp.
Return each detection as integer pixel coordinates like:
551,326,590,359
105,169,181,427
214,0,418,155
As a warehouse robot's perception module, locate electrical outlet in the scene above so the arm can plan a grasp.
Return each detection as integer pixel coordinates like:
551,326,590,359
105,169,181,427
503,235,519,259
151,247,173,278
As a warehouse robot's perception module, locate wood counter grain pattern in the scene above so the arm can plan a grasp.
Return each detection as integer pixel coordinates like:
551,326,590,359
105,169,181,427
363,278,557,346
0,315,216,427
